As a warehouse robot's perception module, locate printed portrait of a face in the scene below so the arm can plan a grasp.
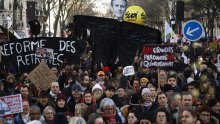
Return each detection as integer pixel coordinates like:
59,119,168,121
111,0,127,20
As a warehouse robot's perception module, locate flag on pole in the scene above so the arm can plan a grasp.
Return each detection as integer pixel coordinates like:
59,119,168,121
164,20,177,43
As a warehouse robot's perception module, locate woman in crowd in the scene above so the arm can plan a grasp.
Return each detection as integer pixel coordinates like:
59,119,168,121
98,98,123,123
42,106,55,124
4,74,16,95
87,113,104,124
3,114,14,124
180,108,197,124
75,103,88,117
127,109,139,124
81,90,96,108
155,107,170,124
55,93,68,113
69,117,86,124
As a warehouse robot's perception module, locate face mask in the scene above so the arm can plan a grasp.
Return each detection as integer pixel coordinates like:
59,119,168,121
6,120,13,124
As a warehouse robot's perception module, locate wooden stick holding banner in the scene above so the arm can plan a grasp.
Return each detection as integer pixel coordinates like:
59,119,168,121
0,47,2,63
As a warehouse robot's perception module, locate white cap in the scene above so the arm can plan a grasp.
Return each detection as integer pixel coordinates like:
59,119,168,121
92,83,103,93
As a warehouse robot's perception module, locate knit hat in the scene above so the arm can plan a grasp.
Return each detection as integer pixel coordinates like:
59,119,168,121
71,84,82,91
141,88,151,96
57,93,66,101
97,71,105,76
140,77,149,82
187,77,194,84
92,83,103,93
0,79,4,83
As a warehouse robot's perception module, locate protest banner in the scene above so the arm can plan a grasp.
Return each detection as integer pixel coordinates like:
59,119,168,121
28,61,58,90
73,15,162,67
123,66,135,76
0,37,80,73
142,44,174,68
0,94,22,116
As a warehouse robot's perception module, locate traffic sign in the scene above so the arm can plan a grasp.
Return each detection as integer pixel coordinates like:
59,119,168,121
183,20,204,41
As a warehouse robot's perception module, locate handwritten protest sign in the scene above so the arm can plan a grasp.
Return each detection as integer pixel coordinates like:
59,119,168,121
142,44,174,68
28,61,58,90
0,94,23,116
123,66,135,76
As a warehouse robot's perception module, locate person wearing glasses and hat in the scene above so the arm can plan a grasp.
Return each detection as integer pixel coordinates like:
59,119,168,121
67,84,82,114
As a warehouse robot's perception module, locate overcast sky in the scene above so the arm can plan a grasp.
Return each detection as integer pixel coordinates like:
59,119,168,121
93,0,111,14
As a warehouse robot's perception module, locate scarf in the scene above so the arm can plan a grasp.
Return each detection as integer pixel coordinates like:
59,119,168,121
101,112,117,124
50,91,57,100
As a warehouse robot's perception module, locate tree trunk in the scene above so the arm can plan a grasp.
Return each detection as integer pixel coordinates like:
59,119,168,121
53,0,62,37
13,0,18,30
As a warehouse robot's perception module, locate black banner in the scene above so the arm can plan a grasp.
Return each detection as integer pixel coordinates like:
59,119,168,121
0,37,80,73
73,15,162,66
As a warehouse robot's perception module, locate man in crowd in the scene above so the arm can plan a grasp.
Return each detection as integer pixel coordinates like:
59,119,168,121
48,82,60,109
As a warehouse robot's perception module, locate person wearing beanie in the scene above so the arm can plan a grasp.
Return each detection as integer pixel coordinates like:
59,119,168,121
67,83,82,115
55,93,68,113
97,71,105,81
187,77,194,84
92,83,103,100
140,88,154,111
140,77,149,88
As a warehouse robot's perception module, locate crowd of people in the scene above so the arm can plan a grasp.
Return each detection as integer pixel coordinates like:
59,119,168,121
0,38,220,124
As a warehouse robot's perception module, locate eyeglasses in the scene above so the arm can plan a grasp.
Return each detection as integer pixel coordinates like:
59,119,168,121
5,119,12,121
200,114,210,116
104,107,114,111
46,112,53,115
72,89,81,92
195,103,202,106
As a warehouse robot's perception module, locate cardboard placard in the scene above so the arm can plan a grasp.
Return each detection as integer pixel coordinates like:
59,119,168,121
28,61,58,90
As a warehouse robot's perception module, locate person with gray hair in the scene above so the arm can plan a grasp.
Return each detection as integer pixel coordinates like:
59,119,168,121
99,98,123,123
42,106,56,124
29,105,44,121
111,0,127,21
69,117,86,124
